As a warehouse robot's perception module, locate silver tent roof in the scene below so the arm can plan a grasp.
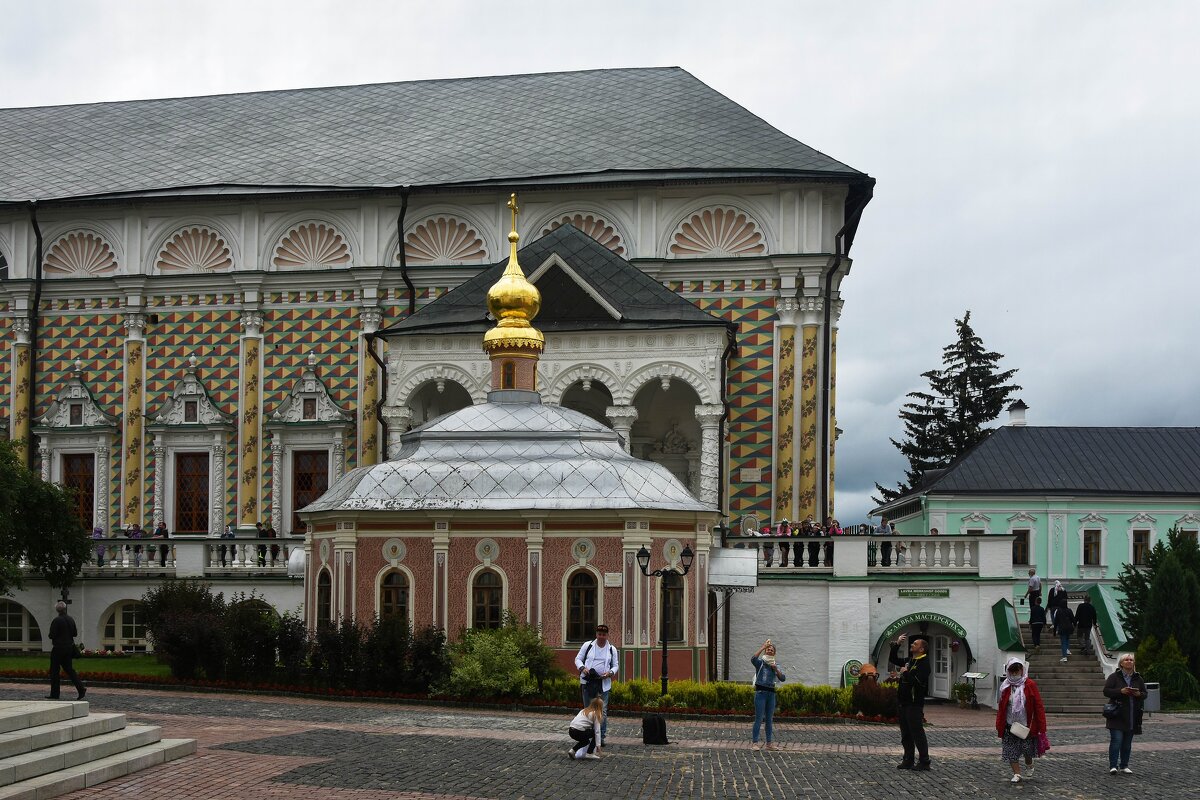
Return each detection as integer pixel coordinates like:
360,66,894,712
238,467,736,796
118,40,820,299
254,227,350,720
302,399,714,513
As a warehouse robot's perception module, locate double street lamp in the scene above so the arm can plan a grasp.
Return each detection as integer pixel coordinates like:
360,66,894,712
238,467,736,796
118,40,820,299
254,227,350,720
636,543,694,697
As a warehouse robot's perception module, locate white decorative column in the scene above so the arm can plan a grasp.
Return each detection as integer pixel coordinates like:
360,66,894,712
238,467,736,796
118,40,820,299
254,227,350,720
525,520,544,629
96,444,110,533
379,406,413,460
332,432,346,481
38,442,50,482
152,436,165,527
606,405,639,454
270,436,284,533
210,433,226,536
694,404,725,508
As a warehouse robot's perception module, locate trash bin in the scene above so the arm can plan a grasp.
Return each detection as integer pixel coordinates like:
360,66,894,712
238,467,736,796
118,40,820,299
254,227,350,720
1144,682,1161,713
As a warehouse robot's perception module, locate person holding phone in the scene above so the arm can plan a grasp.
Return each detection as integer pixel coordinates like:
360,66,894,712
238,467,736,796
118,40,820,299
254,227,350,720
1104,653,1147,774
889,633,931,770
751,639,786,750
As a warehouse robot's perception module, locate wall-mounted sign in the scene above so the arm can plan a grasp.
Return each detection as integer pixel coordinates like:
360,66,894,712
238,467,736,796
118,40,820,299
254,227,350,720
604,572,622,587
880,612,968,643
842,659,864,687
899,588,950,599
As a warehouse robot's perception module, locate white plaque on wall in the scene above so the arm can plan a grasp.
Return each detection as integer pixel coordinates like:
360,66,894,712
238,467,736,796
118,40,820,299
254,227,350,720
604,572,622,587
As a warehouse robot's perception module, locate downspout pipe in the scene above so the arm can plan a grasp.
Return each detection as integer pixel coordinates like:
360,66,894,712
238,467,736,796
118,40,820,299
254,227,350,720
717,320,737,682
819,181,873,518
26,201,44,471
396,188,414,317
365,330,390,460
373,186,414,458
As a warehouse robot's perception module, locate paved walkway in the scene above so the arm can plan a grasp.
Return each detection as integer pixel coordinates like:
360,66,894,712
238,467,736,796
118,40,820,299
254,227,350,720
2,682,1197,798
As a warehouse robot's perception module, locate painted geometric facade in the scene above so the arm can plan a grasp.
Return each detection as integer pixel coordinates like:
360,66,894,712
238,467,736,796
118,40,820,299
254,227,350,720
691,294,776,519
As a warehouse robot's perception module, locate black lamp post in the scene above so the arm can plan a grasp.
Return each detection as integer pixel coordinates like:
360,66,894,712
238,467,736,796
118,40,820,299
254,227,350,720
636,543,694,697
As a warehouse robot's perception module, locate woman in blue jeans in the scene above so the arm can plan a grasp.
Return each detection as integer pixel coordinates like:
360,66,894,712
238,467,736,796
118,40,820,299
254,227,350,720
1103,653,1146,774
751,639,786,750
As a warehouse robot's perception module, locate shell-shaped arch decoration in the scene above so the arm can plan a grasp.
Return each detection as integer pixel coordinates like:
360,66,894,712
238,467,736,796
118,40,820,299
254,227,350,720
669,207,766,257
542,214,625,255
157,227,233,273
274,222,351,269
403,217,487,264
44,232,118,277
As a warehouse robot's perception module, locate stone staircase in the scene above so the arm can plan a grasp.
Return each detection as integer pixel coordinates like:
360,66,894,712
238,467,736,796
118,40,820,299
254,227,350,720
1019,623,1107,714
0,700,194,799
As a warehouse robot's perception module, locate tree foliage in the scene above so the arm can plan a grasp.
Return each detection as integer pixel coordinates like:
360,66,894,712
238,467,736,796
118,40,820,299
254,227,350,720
0,440,93,596
875,312,1021,503
1118,529,1200,677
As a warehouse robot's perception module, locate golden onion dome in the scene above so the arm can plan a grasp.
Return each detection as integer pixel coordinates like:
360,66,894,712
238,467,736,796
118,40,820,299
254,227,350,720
483,194,544,352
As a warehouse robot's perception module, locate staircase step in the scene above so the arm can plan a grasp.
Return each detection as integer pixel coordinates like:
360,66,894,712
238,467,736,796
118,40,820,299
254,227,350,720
0,714,127,760
0,726,161,787
0,739,195,800
0,705,87,737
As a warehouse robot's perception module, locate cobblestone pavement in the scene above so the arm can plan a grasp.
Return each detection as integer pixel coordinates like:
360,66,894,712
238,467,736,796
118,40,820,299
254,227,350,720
3,683,1198,799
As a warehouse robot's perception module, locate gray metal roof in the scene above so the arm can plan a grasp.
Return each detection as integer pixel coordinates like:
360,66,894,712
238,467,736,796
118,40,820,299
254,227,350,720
0,67,865,203
885,427,1200,505
301,399,713,513
380,224,731,336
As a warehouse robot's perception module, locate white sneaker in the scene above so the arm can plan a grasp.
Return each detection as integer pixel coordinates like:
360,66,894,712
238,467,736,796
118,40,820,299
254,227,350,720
1060,657,1068,663
1010,774,1022,783
1025,762,1035,778
1121,767,1133,774
751,742,761,750
1066,650,1072,655
1109,767,1119,774
585,753,601,760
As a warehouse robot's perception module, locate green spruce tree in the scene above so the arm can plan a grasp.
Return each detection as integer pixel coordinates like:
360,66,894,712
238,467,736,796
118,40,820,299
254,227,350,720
874,312,1021,503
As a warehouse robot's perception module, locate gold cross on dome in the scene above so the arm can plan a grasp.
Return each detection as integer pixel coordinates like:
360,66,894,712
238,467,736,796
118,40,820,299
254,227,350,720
507,193,519,231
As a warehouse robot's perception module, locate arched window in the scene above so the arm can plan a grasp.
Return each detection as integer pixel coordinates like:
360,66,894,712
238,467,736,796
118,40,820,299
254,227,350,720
501,361,516,389
316,570,332,626
662,580,684,643
566,571,597,642
380,571,409,621
101,602,147,652
0,600,42,650
472,569,502,630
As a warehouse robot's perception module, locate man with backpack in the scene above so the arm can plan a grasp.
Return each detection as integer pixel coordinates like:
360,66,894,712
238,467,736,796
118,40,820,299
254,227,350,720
574,624,619,752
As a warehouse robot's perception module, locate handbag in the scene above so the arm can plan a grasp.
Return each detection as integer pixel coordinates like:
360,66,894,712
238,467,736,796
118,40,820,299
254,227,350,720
1008,721,1030,740
1102,701,1121,719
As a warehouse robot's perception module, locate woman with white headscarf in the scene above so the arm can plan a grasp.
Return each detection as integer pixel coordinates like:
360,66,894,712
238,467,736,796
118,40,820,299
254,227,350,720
994,656,1047,783
1047,580,1068,625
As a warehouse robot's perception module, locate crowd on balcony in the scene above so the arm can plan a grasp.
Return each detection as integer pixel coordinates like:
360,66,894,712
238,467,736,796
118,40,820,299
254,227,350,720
730,516,915,568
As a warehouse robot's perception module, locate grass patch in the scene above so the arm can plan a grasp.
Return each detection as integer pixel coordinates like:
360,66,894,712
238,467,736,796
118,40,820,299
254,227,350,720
0,653,173,678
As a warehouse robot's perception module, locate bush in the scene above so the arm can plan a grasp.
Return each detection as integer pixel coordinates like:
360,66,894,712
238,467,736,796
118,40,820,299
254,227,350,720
141,581,228,680
851,680,899,718
276,611,309,682
407,626,450,694
224,594,277,681
778,684,851,715
1145,660,1200,703
362,614,412,690
310,619,366,688
497,612,563,692
441,628,534,698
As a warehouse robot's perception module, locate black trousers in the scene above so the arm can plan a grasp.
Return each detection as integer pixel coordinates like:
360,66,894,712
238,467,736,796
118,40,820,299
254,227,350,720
898,705,929,764
49,646,84,698
569,726,596,755
1031,623,1044,646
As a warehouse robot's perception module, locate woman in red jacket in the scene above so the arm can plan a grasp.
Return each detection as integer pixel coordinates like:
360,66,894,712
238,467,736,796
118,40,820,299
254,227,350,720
995,656,1047,783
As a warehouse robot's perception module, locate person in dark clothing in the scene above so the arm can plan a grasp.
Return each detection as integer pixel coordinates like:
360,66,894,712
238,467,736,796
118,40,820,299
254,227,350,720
888,634,931,770
1055,603,1076,662
46,602,85,700
151,521,170,567
1028,596,1047,649
1047,580,1068,627
1104,653,1147,773
1074,596,1098,655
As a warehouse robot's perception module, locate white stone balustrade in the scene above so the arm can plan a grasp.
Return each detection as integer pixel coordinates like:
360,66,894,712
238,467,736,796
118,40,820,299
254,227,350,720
78,537,300,578
723,534,1005,578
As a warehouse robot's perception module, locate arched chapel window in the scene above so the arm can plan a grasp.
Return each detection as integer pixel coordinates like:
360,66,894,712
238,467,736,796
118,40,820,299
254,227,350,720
316,570,333,626
501,361,515,390
381,571,409,621
472,569,502,630
566,571,597,642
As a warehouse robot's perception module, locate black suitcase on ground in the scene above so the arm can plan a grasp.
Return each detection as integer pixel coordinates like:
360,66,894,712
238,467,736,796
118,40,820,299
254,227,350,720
642,713,669,745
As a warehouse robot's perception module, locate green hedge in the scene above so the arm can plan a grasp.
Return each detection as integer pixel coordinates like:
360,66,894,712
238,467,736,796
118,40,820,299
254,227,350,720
547,678,855,716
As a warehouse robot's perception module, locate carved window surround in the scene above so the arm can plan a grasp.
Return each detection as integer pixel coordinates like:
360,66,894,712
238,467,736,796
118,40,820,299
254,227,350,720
32,363,118,533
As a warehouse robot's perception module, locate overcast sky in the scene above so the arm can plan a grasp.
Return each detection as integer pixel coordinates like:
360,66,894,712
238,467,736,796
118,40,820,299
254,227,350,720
3,0,1197,522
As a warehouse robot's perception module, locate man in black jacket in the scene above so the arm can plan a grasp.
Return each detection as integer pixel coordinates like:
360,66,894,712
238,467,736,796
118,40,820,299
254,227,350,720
889,634,931,770
1074,596,1098,655
47,602,86,700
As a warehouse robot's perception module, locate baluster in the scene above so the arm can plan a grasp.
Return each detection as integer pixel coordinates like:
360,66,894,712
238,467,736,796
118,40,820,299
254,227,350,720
946,540,957,568
821,541,830,568
932,541,943,568
963,540,975,568
918,541,928,568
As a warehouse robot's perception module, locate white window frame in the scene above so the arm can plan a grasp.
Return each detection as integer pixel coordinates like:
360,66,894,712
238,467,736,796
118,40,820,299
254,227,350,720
375,564,415,622
276,432,338,537
1078,515,1109,575
467,563,509,630
161,431,222,534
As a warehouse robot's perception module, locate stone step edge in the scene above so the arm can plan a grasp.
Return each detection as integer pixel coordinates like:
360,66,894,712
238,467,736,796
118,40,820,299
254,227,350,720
0,714,127,760
0,739,194,800
0,705,88,736
0,726,161,788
